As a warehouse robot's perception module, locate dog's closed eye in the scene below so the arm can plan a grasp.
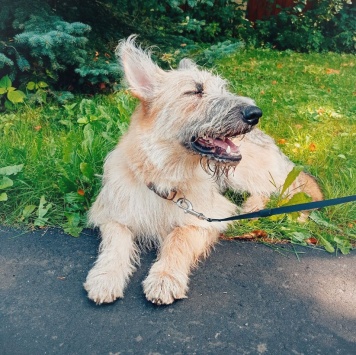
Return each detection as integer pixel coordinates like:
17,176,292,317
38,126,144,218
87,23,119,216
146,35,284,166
184,83,204,97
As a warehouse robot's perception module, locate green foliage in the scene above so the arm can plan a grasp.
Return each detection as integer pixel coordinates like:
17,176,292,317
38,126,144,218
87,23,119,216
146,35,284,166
254,0,355,53
198,40,245,65
33,195,53,227
0,0,252,95
1,0,353,103
0,0,121,95
1,2,87,78
265,166,313,222
0,92,135,236
24,79,74,105
0,75,26,109
0,164,24,202
99,0,249,44
75,60,121,85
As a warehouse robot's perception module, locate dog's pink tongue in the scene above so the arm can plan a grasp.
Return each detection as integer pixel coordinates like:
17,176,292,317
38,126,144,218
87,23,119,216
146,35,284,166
212,138,239,153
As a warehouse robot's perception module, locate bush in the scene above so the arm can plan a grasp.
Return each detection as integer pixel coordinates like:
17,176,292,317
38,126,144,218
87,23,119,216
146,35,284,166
0,0,121,94
254,0,355,53
1,0,354,101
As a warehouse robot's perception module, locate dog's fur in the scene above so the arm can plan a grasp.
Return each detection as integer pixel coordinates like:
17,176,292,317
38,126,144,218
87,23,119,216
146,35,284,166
84,36,323,305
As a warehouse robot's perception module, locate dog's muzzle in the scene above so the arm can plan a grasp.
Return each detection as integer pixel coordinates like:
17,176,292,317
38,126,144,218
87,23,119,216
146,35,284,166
189,105,262,163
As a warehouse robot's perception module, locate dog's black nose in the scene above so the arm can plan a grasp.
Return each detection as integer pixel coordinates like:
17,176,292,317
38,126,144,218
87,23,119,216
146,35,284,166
241,106,262,125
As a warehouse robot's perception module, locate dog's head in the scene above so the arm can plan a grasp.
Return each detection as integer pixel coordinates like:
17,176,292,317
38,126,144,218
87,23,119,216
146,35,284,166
117,36,262,168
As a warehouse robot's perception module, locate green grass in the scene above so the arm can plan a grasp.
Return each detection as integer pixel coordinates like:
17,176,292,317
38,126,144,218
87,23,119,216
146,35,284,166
0,93,135,236
0,49,355,252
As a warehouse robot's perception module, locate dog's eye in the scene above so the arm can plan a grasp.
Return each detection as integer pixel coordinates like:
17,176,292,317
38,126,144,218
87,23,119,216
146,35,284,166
184,83,204,97
183,90,204,97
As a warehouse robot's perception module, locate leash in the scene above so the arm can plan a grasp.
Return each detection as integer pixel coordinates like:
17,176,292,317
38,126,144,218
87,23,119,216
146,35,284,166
204,195,356,222
147,183,356,222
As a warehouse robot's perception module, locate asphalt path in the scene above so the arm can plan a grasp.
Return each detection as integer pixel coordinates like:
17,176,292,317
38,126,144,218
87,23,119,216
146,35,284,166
1,226,355,355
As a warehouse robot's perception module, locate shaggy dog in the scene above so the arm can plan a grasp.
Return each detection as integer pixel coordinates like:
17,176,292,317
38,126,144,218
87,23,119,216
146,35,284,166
84,36,322,305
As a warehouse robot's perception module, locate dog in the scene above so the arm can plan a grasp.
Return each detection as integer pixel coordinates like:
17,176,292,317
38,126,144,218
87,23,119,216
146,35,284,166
84,36,322,305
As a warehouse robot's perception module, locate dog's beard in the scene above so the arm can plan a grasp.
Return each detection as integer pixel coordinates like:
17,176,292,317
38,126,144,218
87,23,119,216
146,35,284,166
199,156,238,179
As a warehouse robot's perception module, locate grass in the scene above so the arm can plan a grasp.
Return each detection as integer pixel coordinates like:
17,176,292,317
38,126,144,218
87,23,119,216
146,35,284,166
0,93,135,236
0,49,355,253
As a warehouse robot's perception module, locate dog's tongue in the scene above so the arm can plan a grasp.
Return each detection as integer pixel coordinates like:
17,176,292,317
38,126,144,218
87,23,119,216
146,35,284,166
211,137,239,153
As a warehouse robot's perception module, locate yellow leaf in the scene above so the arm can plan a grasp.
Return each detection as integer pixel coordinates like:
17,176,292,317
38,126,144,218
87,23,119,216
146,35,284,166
326,68,340,75
309,143,316,152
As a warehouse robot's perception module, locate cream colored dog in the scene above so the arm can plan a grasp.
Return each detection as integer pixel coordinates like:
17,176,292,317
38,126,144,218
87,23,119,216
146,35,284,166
84,36,322,305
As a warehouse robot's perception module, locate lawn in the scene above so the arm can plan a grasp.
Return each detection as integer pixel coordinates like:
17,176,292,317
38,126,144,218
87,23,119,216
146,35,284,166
0,49,355,253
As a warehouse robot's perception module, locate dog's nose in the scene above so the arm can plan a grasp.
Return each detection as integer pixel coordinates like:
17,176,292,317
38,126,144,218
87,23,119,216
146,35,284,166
241,106,262,125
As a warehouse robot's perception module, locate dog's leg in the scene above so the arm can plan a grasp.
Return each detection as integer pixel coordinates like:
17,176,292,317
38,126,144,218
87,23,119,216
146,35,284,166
143,226,218,305
84,222,139,304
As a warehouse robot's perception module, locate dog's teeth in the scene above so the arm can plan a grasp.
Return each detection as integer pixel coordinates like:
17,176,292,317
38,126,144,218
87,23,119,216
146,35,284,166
226,146,231,154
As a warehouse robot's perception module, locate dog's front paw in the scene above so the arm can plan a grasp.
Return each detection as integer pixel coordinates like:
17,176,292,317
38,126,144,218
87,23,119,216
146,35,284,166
84,268,125,305
143,271,188,305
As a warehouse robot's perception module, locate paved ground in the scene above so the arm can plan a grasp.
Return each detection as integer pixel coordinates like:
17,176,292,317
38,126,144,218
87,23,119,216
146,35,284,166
0,226,355,355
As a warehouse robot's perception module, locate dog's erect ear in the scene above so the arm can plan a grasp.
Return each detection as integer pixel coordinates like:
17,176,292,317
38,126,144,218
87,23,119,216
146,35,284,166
178,58,198,71
116,35,164,100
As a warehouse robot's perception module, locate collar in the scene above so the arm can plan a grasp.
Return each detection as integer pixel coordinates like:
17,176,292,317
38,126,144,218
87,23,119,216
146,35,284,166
147,182,178,201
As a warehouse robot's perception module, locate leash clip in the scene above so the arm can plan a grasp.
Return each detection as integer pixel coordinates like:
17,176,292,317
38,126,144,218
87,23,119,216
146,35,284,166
175,198,208,220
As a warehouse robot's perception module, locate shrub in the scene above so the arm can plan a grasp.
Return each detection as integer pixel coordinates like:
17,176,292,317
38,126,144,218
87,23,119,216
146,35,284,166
254,0,355,53
0,0,121,94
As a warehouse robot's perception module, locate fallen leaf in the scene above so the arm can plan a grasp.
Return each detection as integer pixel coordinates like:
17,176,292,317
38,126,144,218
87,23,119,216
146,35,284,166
326,68,340,75
278,138,287,145
341,62,354,67
34,125,42,131
277,63,283,68
306,237,318,245
309,143,316,152
272,80,277,85
221,230,268,241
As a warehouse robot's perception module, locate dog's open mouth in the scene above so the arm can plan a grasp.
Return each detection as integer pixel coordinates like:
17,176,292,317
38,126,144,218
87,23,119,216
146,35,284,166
190,135,242,162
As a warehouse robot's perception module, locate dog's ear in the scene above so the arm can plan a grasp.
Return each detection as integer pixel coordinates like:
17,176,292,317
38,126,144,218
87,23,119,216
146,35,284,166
178,58,197,71
116,35,164,100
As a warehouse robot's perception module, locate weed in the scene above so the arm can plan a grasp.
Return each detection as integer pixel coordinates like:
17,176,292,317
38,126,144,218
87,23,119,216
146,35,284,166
0,92,136,236
0,76,26,110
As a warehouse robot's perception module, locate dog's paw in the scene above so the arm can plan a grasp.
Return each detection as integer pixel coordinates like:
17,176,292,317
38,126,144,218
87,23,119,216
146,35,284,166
142,271,188,305
84,270,125,305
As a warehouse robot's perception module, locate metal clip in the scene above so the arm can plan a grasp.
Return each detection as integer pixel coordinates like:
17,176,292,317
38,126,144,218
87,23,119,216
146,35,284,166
174,198,208,220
